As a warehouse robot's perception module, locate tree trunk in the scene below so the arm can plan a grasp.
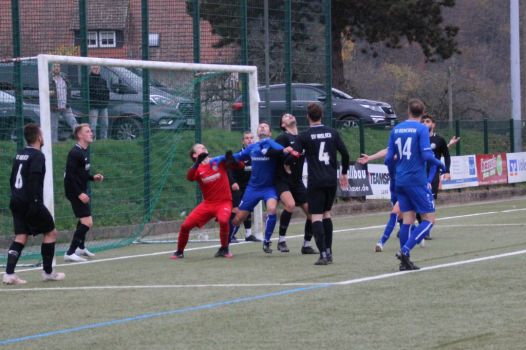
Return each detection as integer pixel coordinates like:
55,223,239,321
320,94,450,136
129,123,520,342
331,25,345,90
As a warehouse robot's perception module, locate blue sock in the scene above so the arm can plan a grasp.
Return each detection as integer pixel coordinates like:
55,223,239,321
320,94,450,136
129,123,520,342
379,213,397,245
402,220,433,256
264,214,277,243
399,224,410,249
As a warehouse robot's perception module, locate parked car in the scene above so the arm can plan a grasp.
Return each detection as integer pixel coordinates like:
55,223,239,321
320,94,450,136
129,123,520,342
0,62,195,140
0,90,39,141
232,83,397,129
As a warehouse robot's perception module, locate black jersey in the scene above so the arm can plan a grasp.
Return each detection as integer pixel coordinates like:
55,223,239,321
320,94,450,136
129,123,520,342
10,147,46,204
430,133,451,174
64,144,93,200
275,132,304,183
228,147,252,190
295,124,350,189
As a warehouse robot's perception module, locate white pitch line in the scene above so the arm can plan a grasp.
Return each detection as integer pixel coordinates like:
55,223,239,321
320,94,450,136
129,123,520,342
434,224,526,228
3,248,526,293
6,206,525,275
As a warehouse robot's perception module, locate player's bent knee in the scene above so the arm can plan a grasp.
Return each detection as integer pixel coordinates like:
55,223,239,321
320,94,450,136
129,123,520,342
80,217,93,228
43,229,58,242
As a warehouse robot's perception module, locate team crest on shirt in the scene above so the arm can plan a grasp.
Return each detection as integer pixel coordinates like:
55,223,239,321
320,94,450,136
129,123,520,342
212,164,218,171
431,143,437,150
85,163,90,171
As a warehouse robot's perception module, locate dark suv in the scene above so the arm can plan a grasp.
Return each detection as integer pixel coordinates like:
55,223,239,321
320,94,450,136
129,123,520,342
232,83,396,128
0,62,194,140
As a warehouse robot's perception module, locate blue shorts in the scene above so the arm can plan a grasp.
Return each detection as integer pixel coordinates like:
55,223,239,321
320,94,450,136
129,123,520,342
396,185,435,214
238,186,278,212
390,192,398,206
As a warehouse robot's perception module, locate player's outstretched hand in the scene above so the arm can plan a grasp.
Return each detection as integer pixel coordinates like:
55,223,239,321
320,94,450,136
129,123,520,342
357,154,369,165
93,174,104,182
196,152,208,164
225,150,235,164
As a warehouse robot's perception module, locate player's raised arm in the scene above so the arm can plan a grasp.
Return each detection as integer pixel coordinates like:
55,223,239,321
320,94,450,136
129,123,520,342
384,133,396,167
357,148,388,164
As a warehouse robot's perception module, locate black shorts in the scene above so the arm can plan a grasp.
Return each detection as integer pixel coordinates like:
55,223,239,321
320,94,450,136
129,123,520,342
10,200,55,235
307,186,337,214
276,180,308,206
68,197,91,218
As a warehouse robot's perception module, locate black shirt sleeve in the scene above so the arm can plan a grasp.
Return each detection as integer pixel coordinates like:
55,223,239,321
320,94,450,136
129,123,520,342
440,137,451,173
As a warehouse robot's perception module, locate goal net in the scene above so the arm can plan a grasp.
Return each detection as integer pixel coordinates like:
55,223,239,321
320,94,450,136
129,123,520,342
0,54,262,265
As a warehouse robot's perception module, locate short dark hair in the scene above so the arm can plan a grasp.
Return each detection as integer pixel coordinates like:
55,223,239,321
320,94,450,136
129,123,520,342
24,123,41,145
408,99,425,118
307,103,323,122
259,120,271,129
422,113,435,123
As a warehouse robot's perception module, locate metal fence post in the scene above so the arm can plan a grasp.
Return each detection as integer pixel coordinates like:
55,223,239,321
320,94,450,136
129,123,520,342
192,0,202,205
240,0,249,130
79,0,90,124
284,0,292,115
141,0,151,221
483,118,489,154
359,119,365,155
455,120,461,156
11,0,23,149
324,0,333,128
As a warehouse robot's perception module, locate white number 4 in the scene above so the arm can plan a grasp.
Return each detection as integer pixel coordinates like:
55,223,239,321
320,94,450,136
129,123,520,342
395,137,412,160
318,141,330,165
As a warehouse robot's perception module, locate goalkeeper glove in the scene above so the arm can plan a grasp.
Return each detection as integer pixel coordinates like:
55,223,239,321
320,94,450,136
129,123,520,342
225,150,235,165
193,152,208,168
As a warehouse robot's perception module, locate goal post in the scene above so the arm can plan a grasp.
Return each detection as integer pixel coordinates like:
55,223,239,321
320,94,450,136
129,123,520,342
1,54,265,264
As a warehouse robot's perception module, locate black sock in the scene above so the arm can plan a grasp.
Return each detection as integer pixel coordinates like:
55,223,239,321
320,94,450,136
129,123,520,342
323,218,333,253
41,242,55,274
67,222,90,255
311,221,327,258
304,219,313,241
279,210,292,237
6,241,24,275
244,213,252,229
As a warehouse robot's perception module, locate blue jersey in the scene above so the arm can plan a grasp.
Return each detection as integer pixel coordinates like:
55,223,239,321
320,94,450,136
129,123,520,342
386,120,444,188
233,138,284,189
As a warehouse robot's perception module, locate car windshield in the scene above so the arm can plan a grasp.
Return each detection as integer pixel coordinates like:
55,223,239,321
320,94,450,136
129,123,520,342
331,88,353,99
127,67,167,88
0,90,16,103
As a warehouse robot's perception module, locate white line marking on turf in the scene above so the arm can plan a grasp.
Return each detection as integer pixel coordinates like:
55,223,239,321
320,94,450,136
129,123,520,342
6,206,525,275
3,249,526,293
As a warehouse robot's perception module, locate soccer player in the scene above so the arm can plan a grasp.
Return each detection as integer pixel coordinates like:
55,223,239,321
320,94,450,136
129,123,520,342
226,122,298,254
290,103,350,265
171,144,243,259
385,99,446,270
63,124,104,262
275,113,317,254
3,123,65,285
418,114,451,240
228,131,260,243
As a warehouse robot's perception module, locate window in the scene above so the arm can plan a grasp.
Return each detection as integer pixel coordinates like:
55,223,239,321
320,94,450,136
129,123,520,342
99,31,116,48
295,87,322,101
87,32,98,48
268,87,285,101
149,33,160,47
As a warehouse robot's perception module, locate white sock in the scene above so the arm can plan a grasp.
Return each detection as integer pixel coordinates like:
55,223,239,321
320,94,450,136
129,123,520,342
279,235,286,243
303,240,311,247
245,229,252,238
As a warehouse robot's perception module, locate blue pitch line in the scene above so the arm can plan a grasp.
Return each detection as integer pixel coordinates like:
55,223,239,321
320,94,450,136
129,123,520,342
0,283,330,346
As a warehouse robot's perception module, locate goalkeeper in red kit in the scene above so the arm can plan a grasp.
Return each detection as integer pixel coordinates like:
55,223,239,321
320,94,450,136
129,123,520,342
171,143,243,259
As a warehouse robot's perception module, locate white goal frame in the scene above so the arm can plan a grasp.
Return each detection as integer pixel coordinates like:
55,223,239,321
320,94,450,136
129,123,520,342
37,54,263,238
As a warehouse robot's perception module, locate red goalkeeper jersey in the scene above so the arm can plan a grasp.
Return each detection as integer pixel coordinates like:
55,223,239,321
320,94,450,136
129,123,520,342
187,161,236,203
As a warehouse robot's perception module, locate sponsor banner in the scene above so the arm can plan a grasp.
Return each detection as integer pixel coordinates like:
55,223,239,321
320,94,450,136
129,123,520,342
338,162,373,197
506,152,526,184
441,155,479,190
476,153,508,185
365,164,391,200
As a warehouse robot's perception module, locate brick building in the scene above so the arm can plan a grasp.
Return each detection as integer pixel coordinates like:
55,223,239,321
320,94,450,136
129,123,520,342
0,0,237,64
